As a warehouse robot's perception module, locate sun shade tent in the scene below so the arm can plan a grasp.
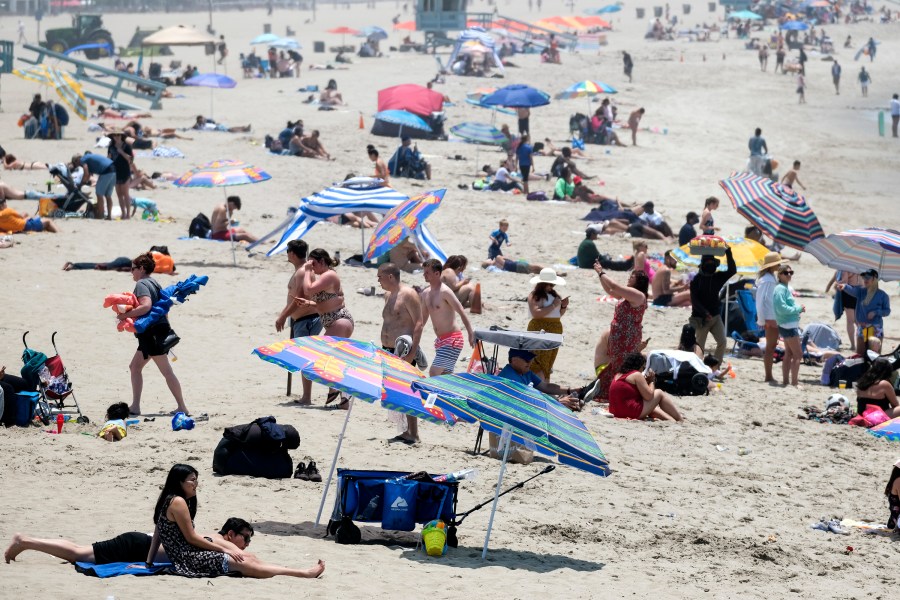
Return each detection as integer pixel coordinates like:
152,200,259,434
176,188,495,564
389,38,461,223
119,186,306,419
372,84,446,139
446,29,505,75
141,25,217,46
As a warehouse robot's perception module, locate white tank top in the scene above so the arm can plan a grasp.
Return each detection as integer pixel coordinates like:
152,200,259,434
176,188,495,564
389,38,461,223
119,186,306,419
532,295,561,319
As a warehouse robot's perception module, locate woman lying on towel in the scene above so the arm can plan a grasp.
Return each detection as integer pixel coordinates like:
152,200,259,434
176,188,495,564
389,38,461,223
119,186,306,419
147,463,325,579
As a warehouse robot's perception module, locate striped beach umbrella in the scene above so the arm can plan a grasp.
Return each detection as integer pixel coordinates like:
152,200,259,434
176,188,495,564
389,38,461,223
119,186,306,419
365,189,445,261
556,80,617,115
672,237,769,275
450,122,506,145
719,172,824,251
804,228,900,281
14,65,88,120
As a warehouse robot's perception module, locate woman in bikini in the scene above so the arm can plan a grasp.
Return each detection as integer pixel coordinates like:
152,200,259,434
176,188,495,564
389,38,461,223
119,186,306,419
147,464,325,579
700,196,720,235
297,248,354,337
440,255,477,308
3,154,47,170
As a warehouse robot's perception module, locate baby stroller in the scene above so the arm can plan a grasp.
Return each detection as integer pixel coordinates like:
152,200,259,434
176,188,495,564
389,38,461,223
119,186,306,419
46,163,93,218
21,331,88,425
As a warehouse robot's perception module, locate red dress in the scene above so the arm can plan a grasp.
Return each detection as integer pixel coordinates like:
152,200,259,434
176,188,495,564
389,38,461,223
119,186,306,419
609,371,644,419
599,299,646,400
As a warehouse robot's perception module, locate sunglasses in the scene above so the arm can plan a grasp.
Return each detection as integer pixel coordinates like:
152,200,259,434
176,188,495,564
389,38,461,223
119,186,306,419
240,533,252,546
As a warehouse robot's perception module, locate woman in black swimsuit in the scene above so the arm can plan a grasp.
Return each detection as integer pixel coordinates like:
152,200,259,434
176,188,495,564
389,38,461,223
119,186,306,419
885,459,900,530
700,196,719,236
107,131,134,219
148,464,325,579
854,358,899,417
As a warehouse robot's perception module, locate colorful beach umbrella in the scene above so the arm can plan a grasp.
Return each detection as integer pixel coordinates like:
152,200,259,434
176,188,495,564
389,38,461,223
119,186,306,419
365,189,445,261
481,84,550,108
556,80,617,115
184,73,237,88
781,21,810,31
868,416,900,442
175,160,271,265
250,33,280,45
253,336,456,526
672,237,769,275
719,172,824,251
412,373,609,558
804,228,900,282
373,109,432,138
13,65,88,120
449,122,506,145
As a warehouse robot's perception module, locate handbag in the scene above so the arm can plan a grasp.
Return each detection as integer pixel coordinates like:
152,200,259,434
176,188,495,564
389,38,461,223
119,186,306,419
161,330,180,354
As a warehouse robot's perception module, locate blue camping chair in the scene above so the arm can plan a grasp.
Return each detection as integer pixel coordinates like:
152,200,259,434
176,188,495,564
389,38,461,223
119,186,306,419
734,289,764,337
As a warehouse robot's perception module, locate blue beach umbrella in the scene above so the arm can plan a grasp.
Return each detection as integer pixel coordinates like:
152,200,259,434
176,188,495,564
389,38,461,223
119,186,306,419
781,21,810,31
374,109,432,138
270,37,302,50
184,73,237,88
728,10,763,20
481,84,550,108
358,26,389,41
586,4,621,14
251,33,280,45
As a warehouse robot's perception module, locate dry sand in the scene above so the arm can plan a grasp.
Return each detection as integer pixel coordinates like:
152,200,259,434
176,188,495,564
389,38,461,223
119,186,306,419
1,2,899,598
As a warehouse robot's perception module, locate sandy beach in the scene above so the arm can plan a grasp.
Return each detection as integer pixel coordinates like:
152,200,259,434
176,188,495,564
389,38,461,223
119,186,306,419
1,1,899,598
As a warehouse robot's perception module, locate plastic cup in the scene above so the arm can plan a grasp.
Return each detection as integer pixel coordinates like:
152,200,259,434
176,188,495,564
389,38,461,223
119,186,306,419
838,380,847,390
56,413,64,434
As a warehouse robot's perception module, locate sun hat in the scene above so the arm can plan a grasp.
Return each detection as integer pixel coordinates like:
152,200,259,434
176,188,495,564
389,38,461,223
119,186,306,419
759,251,786,271
509,348,536,362
529,267,566,286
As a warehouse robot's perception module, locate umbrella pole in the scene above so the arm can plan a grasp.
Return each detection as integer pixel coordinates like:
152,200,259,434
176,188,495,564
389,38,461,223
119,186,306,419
225,189,237,266
482,424,512,560
315,397,354,527
360,223,365,258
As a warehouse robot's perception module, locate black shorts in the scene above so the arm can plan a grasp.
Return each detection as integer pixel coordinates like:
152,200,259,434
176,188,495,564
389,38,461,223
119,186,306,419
841,290,857,310
520,164,531,181
132,138,153,150
115,167,131,185
627,222,645,238
652,293,673,307
135,321,174,359
92,532,152,564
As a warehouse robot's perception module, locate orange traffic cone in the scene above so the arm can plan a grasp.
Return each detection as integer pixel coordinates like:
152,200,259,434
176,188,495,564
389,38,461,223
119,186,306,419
359,113,364,129
470,283,482,314
90,98,96,106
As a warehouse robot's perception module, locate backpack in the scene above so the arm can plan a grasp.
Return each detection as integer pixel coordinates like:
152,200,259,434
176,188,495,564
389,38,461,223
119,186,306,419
189,213,211,238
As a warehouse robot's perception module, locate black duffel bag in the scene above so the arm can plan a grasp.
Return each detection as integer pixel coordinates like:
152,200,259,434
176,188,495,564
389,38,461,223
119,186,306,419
213,416,300,479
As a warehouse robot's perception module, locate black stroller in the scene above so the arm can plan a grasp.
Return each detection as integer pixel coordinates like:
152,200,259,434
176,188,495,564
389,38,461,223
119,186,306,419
46,163,93,218
21,331,88,425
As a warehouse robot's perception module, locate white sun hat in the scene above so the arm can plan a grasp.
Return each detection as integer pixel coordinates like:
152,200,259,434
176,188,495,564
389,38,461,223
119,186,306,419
529,267,566,286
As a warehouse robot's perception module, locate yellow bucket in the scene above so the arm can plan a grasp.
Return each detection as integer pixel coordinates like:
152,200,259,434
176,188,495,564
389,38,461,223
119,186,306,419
422,527,446,557
38,197,55,217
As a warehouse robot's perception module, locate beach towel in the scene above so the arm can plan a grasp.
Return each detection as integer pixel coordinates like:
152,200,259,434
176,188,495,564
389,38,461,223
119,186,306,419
74,561,172,578
136,146,185,159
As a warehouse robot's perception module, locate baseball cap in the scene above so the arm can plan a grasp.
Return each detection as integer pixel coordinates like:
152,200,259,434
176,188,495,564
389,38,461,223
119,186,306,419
509,348,536,362
401,135,411,142
861,269,879,279
573,176,582,185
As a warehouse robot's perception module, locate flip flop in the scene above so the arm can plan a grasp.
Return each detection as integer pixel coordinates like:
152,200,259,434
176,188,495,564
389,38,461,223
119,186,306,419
387,435,416,445
325,389,341,405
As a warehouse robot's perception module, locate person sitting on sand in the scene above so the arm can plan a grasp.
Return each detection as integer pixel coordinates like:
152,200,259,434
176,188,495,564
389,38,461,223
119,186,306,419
381,237,423,272
855,358,899,418
553,167,577,200
367,145,390,186
499,349,584,411
0,197,58,233
637,201,675,239
549,147,593,180
490,158,523,192
319,79,343,106
652,251,691,307
192,115,251,133
210,196,258,242
147,464,325,579
577,225,635,269
481,255,544,275
299,130,332,160
441,255,478,308
5,517,255,567
608,352,683,421
2,154,47,170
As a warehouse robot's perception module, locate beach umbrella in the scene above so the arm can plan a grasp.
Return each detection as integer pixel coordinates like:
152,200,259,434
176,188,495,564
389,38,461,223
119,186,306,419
449,122,506,174
412,373,609,559
270,37,302,50
718,172,824,251
728,10,763,20
781,21,810,31
250,33,281,45
672,237,769,275
586,4,622,14
393,20,416,31
364,189,445,261
358,26,388,41
252,336,456,526
13,65,88,120
373,109,432,139
327,26,360,47
185,72,237,117
174,160,272,266
804,229,900,282
480,84,551,108
868,416,900,441
555,80,617,115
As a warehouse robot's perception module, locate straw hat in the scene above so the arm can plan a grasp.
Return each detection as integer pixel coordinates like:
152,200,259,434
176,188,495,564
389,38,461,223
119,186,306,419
105,129,127,138
759,252,786,272
530,267,566,286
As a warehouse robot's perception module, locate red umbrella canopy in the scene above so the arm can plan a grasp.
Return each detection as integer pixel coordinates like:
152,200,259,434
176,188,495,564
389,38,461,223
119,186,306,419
377,84,444,117
327,26,360,35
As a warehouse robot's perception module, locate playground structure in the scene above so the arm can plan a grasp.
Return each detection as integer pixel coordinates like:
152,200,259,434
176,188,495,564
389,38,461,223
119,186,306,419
40,14,114,59
18,43,166,110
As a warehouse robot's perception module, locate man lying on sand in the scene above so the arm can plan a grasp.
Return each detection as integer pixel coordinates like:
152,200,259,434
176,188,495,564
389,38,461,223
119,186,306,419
0,198,58,233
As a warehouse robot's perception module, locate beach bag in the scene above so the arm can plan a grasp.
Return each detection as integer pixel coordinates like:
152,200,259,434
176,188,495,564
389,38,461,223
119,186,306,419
382,480,418,531
860,405,891,428
526,191,548,201
656,366,709,396
189,213,212,238
212,437,294,478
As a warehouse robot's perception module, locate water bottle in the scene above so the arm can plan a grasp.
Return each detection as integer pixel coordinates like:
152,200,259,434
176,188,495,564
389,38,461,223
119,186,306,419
360,495,381,520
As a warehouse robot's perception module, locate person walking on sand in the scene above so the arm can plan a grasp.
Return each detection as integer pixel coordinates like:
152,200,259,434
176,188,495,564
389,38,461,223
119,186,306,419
688,245,736,365
623,51,634,82
774,45,785,74
890,93,899,138
378,263,425,444
796,72,806,104
859,67,871,98
420,259,475,379
832,61,842,95
781,160,806,191
275,240,322,405
122,252,189,417
758,44,768,72
748,128,768,176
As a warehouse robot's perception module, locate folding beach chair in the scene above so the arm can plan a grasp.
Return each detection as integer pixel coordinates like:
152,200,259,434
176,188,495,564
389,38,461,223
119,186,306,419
732,289,764,337
21,331,88,425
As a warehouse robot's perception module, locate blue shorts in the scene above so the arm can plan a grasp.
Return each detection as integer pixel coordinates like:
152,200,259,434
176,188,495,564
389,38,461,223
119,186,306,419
24,217,43,232
778,326,801,339
95,171,116,197
290,314,323,338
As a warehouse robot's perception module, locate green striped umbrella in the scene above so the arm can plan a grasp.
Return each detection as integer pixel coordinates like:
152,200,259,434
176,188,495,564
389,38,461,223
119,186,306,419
412,373,609,476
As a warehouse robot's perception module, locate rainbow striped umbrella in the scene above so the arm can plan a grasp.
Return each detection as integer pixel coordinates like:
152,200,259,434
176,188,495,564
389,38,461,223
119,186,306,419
412,373,609,476
555,80,617,114
364,189,445,261
719,172,824,251
173,159,271,187
868,416,900,441
804,228,900,281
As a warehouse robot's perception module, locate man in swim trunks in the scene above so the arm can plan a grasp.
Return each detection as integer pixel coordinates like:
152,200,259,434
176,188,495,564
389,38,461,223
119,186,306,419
0,198,58,233
379,262,426,444
651,251,691,307
420,259,474,378
276,240,323,405
210,196,259,242
481,256,544,274
5,518,253,565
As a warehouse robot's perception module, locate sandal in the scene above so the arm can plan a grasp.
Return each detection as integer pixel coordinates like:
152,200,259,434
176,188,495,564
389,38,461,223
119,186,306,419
294,462,309,480
325,389,341,405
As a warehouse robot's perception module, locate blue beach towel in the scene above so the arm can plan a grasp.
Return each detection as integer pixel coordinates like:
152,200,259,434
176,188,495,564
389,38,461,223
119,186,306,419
75,561,172,578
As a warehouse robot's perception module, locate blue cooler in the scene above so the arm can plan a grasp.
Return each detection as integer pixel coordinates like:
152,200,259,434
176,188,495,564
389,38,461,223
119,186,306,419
14,392,40,427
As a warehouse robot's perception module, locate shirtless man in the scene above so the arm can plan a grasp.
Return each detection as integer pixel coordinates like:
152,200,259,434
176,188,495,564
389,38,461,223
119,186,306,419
781,160,806,191
210,196,259,242
378,263,425,444
5,518,253,565
420,259,475,378
300,130,331,160
627,108,645,146
276,240,323,405
651,251,691,307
